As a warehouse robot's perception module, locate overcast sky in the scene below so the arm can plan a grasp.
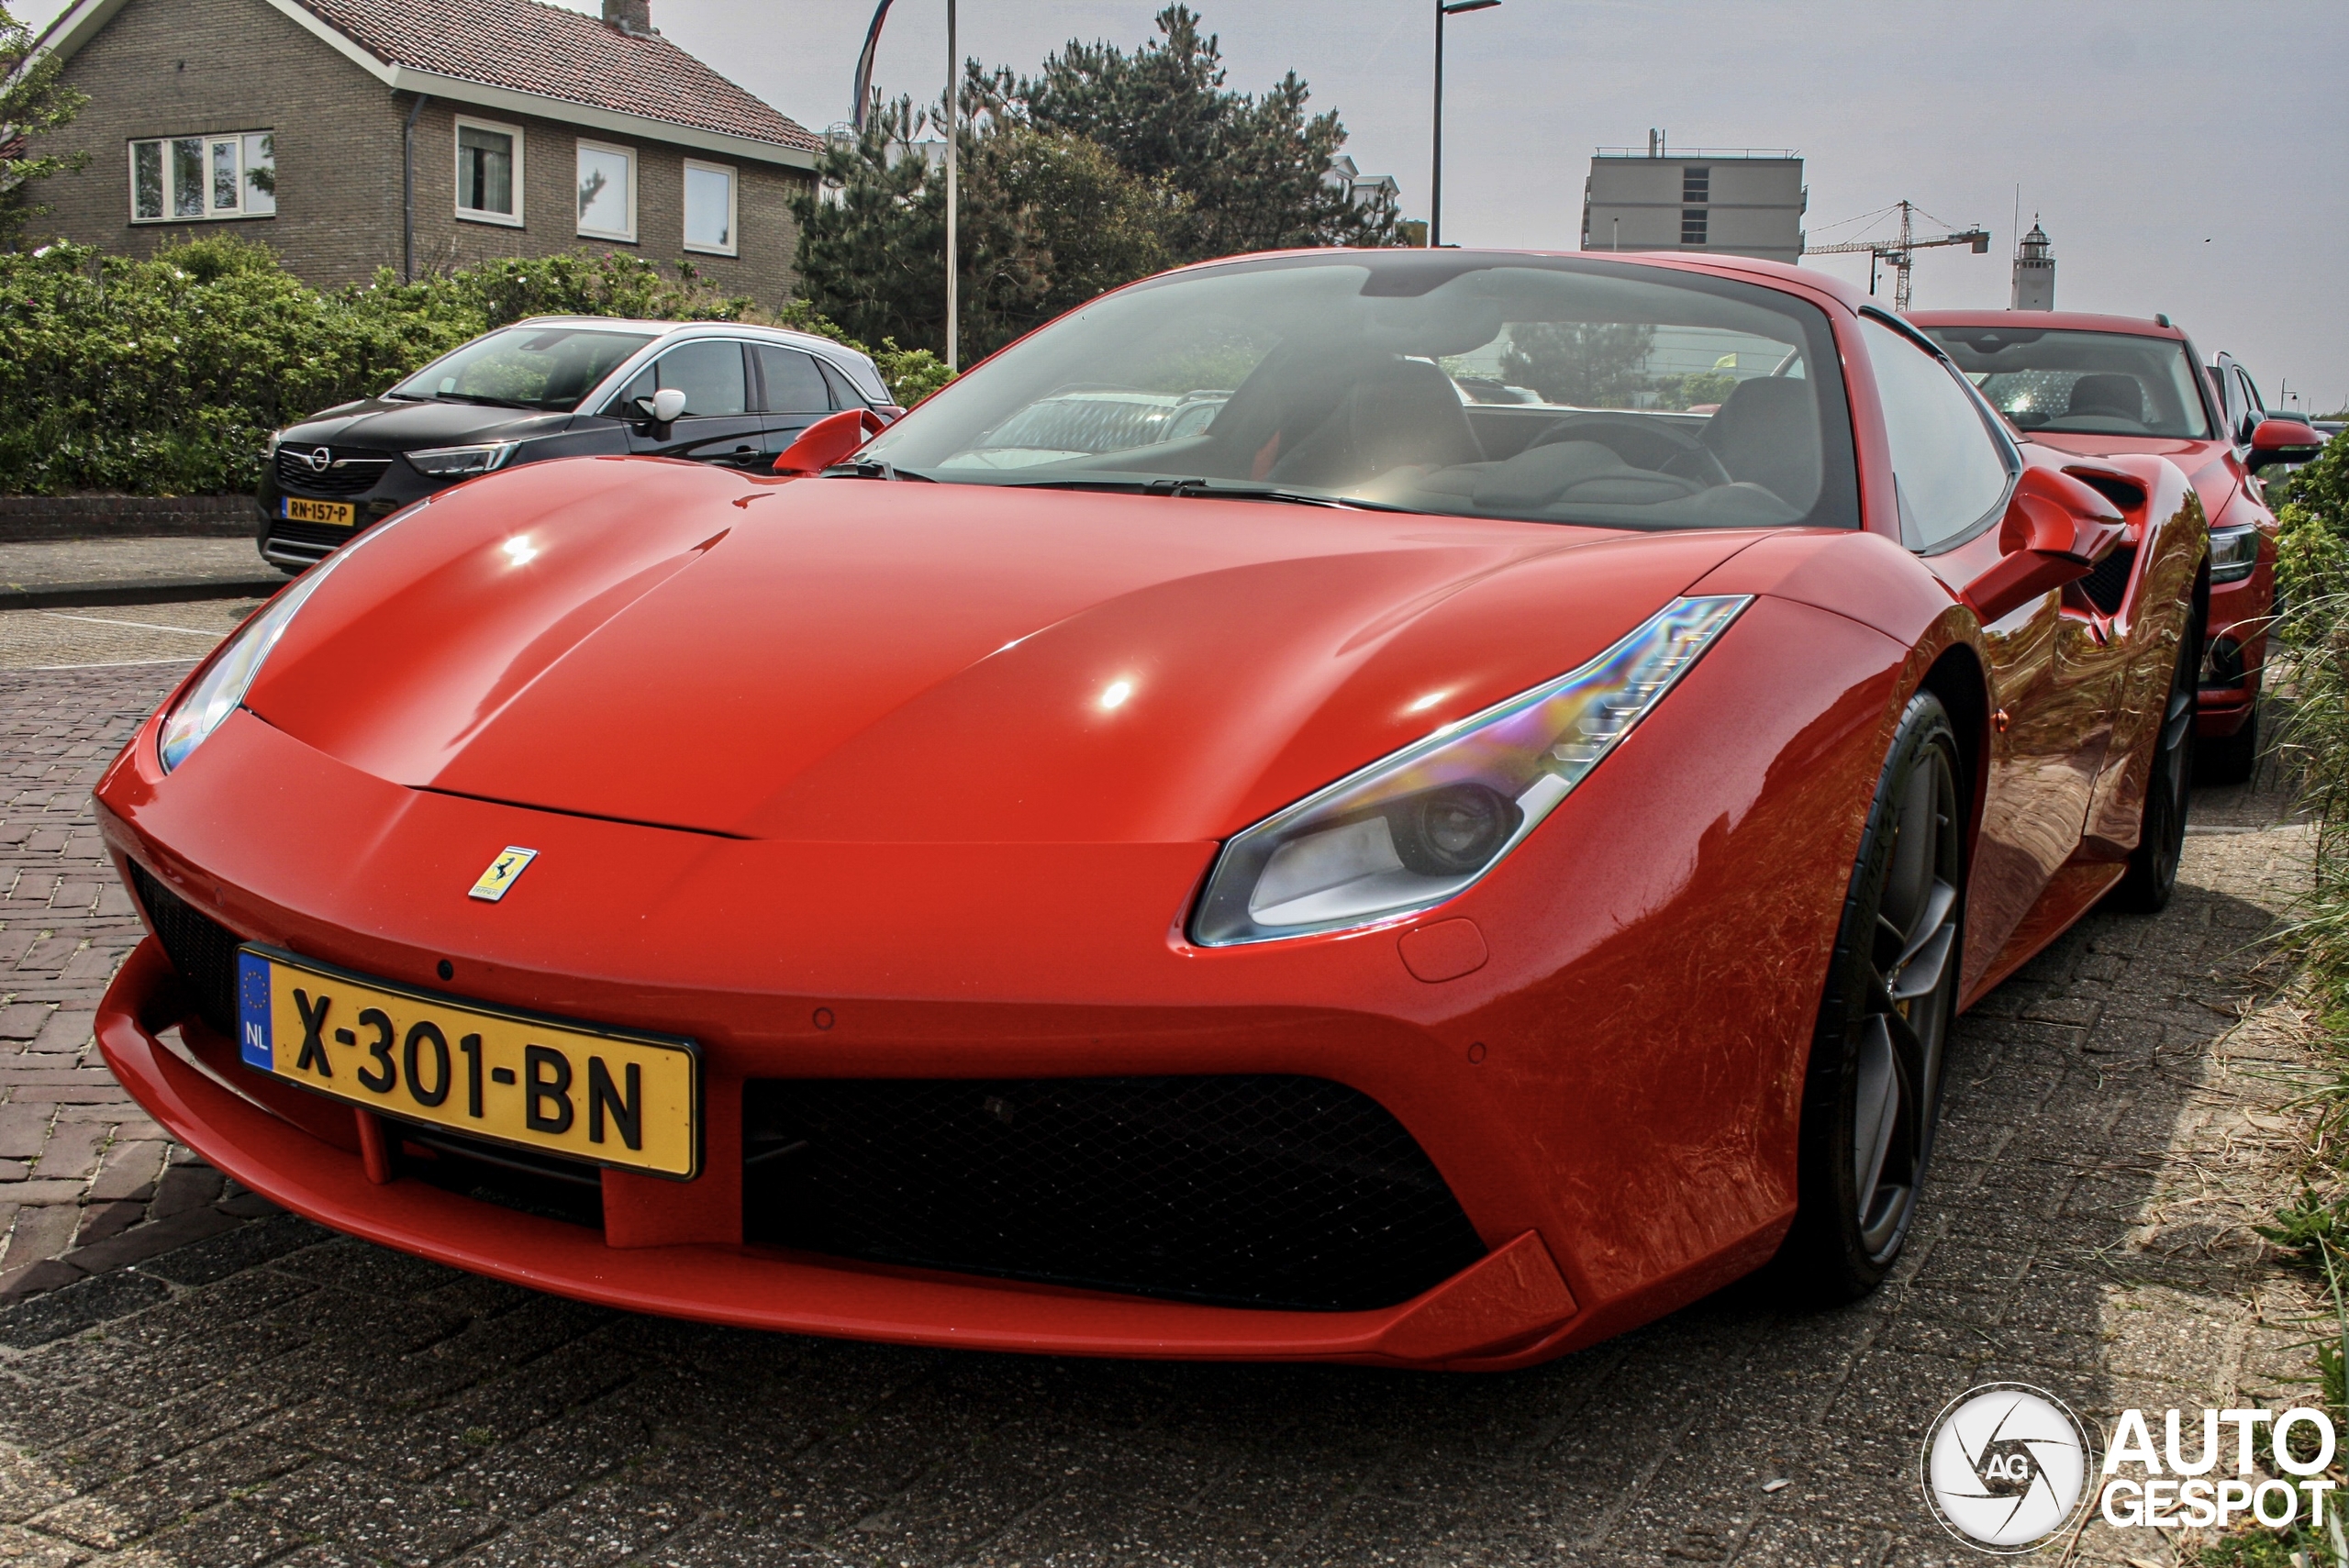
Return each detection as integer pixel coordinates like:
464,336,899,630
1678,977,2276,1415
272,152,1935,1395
27,0,2348,411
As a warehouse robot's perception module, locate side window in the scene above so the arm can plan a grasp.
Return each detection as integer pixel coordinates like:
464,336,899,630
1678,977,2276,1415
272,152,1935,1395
753,346,831,414
2235,368,2266,440
816,358,865,410
2214,363,2248,443
616,340,748,417
1860,317,2013,552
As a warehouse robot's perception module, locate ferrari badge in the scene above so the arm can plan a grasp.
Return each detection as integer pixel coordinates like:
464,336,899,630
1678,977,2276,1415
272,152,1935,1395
468,846,539,902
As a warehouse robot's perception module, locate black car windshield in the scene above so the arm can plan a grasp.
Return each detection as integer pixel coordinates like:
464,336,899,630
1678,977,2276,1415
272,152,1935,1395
857,252,1860,532
390,325,656,412
1921,326,2215,439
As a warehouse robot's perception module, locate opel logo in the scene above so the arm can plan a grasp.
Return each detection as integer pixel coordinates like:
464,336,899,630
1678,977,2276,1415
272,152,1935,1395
305,446,333,473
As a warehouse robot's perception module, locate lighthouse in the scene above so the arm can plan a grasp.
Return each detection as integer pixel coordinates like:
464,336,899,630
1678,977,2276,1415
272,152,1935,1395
2011,220,2055,311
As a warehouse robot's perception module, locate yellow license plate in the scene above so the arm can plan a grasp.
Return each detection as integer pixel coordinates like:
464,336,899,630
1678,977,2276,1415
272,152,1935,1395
235,945,698,1178
281,497,355,526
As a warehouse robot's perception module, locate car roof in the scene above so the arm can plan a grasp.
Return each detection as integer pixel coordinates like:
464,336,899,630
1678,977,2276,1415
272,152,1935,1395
1147,247,1879,315
506,316,878,362
1907,308,2189,340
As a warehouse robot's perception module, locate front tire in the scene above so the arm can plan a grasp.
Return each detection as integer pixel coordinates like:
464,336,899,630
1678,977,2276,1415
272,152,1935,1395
1781,691,1966,1301
2195,698,2257,787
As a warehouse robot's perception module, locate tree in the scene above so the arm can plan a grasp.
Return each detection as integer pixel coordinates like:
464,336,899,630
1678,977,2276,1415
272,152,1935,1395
791,95,1172,361
1500,323,1657,407
1018,5,1396,262
0,0,90,247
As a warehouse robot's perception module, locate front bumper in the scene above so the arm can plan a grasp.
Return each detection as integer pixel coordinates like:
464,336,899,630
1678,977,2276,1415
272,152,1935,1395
100,939,1579,1367
2197,558,2274,738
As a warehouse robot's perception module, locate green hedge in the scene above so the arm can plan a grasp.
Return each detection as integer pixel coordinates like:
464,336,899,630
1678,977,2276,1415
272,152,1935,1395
0,237,950,496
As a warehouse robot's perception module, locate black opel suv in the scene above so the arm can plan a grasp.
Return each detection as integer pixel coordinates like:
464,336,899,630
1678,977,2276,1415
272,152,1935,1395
259,317,898,572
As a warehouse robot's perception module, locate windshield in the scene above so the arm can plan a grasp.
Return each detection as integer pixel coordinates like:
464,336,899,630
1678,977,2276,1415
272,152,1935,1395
390,325,656,412
1920,326,2215,439
858,253,1859,532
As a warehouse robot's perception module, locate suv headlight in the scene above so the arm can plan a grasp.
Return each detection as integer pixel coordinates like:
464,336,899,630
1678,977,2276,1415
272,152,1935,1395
2210,523,2260,584
1191,595,1749,946
406,441,518,477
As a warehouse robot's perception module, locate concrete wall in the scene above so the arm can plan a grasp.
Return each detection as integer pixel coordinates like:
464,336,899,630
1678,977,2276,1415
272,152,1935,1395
31,0,813,306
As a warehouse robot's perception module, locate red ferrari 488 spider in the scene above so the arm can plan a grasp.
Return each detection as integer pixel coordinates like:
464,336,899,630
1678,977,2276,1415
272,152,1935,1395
95,250,2204,1369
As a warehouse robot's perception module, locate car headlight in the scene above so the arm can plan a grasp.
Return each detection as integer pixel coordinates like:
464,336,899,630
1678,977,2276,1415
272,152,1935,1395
157,560,339,773
2210,524,2260,584
406,441,518,477
1191,595,1750,946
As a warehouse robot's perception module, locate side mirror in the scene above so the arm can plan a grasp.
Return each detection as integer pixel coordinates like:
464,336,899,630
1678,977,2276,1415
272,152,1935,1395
630,388,688,427
1961,466,2130,626
2248,417,2325,470
773,407,888,476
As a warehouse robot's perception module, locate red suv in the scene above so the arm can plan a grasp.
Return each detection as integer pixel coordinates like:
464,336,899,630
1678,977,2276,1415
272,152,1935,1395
1914,311,2322,781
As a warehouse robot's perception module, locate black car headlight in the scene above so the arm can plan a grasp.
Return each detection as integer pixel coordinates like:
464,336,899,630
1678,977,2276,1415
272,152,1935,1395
2210,524,2259,584
406,442,518,477
1191,595,1750,946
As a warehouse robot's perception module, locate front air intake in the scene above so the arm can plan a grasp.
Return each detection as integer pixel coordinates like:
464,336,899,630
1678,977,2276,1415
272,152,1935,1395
742,1074,1486,1312
128,862,241,1037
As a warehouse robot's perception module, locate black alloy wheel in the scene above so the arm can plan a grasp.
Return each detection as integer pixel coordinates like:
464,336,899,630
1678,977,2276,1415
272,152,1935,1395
2113,605,2201,912
1783,690,1966,1299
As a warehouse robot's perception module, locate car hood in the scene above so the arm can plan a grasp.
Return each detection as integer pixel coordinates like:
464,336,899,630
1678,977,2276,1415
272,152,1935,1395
282,397,580,451
245,458,1765,842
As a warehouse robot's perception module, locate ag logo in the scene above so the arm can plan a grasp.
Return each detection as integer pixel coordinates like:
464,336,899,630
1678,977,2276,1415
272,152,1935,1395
1920,1383,2092,1552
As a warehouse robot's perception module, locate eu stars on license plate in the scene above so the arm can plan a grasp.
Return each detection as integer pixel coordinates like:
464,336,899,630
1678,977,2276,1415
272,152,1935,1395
235,945,698,1178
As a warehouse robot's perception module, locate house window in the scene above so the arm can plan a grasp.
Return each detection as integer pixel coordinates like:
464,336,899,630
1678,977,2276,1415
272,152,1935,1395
1680,166,1709,204
576,139,635,241
1680,206,1709,246
683,160,736,255
456,117,523,225
128,131,274,221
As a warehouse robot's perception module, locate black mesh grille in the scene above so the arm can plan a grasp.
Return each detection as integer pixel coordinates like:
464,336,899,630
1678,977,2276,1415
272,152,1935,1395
394,1125,604,1229
128,862,241,1036
742,1075,1486,1312
275,446,393,496
2077,545,2136,616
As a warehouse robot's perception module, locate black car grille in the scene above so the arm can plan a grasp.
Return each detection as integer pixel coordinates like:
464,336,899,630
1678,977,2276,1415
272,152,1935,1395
395,1124,605,1229
275,445,394,496
128,862,240,1037
2077,545,2136,616
269,518,365,550
742,1075,1486,1312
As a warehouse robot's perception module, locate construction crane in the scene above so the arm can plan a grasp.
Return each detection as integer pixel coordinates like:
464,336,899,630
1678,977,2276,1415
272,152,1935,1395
1803,200,1991,313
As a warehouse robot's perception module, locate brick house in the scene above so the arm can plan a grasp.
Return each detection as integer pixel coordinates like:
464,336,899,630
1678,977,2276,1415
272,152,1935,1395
22,0,822,305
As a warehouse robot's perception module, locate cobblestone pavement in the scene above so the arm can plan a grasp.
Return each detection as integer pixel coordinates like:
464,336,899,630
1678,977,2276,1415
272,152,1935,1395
0,635,2330,1566
0,539,274,593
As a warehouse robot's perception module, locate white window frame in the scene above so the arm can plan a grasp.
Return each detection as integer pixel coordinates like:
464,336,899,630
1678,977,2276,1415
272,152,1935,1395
681,158,738,256
127,130,274,222
453,115,526,228
574,138,637,243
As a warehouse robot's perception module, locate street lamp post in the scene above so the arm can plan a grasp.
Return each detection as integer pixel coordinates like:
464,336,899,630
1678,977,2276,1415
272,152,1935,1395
944,0,957,372
1431,0,1498,249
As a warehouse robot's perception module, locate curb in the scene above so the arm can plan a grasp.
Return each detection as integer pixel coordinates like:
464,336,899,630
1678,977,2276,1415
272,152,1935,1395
1,575,287,611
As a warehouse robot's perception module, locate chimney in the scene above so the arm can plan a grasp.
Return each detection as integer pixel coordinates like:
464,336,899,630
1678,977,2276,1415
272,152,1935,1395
603,0,653,37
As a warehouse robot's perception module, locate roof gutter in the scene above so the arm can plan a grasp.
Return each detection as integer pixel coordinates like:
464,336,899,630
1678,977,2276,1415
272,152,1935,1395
401,91,429,283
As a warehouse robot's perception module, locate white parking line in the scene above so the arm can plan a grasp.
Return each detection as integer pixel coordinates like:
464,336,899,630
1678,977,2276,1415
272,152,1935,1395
28,656,206,670
39,612,228,637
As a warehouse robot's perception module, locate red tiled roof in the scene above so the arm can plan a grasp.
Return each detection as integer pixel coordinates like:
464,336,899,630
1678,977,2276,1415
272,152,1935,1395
295,0,822,152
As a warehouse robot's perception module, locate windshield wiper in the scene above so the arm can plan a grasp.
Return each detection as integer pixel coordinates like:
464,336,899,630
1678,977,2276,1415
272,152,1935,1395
822,460,934,481
430,392,539,409
1004,477,1387,509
